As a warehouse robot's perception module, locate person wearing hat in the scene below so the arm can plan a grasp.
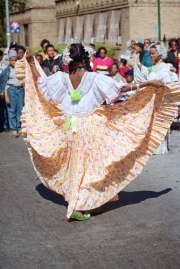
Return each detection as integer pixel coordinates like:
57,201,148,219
4,50,24,137
9,42,18,50
119,70,136,102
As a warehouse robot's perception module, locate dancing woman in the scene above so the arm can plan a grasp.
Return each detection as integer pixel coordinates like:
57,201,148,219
19,44,179,221
137,42,179,154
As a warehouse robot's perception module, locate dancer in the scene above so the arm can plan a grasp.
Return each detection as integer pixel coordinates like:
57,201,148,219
19,44,179,221
137,41,179,154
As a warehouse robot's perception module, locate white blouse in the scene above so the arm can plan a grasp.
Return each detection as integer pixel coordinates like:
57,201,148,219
37,71,126,116
140,63,178,84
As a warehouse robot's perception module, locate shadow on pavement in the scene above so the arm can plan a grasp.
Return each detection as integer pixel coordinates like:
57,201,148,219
36,183,68,207
36,184,172,214
103,188,172,213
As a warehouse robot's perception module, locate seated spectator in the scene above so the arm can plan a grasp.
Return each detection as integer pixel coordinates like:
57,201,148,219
93,47,114,75
108,63,126,82
125,69,134,84
35,54,50,76
119,70,136,102
118,59,130,77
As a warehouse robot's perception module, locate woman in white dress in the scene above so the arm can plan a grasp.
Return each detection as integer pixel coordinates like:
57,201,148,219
18,44,179,221
137,42,179,154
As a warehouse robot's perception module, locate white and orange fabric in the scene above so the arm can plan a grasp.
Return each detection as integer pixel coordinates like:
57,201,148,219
17,57,180,218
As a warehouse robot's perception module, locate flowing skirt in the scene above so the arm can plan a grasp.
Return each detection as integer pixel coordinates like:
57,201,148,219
21,62,180,218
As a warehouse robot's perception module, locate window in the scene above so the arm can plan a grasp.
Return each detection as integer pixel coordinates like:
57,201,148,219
24,24,29,47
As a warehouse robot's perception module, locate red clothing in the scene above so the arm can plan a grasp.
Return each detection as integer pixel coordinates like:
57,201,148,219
119,66,130,77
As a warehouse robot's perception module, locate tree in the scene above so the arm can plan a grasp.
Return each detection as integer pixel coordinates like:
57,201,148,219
0,0,27,47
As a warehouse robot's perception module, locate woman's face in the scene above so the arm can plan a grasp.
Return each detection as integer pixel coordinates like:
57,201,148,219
99,49,106,59
150,48,160,64
125,74,133,83
17,49,25,60
144,39,150,48
131,41,136,50
109,65,118,76
170,41,178,51
43,42,49,52
35,55,43,64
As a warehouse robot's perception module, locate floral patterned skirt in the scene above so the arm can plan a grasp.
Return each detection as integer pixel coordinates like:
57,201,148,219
21,62,180,218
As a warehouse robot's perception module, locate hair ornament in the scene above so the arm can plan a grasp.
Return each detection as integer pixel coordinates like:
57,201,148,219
150,41,167,59
62,45,73,65
83,45,96,59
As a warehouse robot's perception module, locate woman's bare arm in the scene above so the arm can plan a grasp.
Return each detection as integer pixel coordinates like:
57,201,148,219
26,49,41,81
121,80,164,93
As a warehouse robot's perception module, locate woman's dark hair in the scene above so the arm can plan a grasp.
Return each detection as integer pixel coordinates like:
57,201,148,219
89,43,95,49
120,58,127,66
0,50,3,57
168,38,178,48
40,39,50,48
45,44,54,53
68,43,93,74
98,47,107,55
16,45,26,53
35,54,43,59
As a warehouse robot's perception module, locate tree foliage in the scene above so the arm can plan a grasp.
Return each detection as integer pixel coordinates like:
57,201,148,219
0,0,27,46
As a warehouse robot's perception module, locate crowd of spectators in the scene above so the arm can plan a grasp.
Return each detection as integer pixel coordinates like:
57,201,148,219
0,37,180,137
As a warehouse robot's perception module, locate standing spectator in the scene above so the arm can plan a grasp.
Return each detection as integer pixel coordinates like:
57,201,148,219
40,39,50,60
16,45,26,60
9,42,18,51
127,40,136,67
0,50,9,132
4,50,24,138
43,44,64,74
165,38,180,70
144,39,151,49
93,47,114,75
118,59,130,77
35,54,50,76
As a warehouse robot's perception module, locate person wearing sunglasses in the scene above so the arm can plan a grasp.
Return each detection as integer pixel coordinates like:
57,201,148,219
165,38,180,70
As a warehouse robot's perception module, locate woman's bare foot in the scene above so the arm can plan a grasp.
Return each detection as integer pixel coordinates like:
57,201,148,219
74,210,84,217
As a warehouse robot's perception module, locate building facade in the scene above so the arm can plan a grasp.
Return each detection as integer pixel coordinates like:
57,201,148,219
10,0,180,53
10,0,57,48
56,0,180,51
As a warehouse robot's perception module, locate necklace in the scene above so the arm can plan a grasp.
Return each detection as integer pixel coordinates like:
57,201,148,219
48,58,55,66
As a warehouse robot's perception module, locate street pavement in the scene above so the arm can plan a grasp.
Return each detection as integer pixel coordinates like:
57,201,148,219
0,130,180,269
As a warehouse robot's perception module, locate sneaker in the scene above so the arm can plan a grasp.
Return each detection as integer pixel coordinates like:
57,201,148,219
18,130,22,135
12,130,19,138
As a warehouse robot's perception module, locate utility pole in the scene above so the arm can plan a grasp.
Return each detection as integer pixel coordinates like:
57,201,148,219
157,0,161,41
5,0,11,48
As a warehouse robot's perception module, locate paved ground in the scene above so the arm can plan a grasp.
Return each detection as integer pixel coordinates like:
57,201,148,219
0,130,180,269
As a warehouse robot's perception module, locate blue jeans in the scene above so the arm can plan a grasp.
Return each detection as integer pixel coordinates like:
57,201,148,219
6,86,24,131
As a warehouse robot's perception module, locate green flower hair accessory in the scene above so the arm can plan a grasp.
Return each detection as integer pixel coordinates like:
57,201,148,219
70,91,82,102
